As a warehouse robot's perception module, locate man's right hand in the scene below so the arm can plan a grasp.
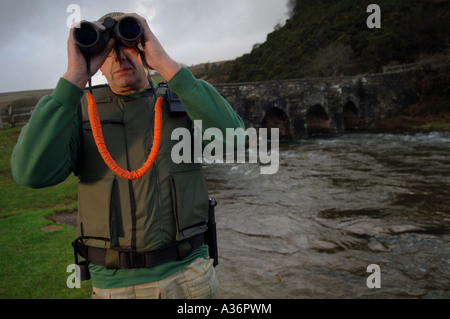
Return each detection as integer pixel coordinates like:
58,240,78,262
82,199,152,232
62,21,115,89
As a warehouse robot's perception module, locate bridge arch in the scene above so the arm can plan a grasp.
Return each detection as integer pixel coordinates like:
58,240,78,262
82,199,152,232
261,107,291,140
306,104,331,137
343,101,361,131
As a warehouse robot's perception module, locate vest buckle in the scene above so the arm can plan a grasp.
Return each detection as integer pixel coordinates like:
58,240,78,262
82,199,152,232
129,252,146,268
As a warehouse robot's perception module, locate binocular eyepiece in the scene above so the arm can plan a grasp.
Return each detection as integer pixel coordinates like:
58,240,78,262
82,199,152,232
73,16,143,54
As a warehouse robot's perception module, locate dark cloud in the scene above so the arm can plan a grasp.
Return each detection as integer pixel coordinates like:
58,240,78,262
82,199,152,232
0,0,289,92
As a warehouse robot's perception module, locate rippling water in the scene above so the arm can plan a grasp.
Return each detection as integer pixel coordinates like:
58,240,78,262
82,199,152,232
204,132,450,298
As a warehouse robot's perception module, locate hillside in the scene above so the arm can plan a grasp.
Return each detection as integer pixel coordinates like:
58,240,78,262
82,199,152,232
197,0,450,83
0,89,53,110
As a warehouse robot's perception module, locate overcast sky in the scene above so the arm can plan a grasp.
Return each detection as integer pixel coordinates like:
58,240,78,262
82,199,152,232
0,0,290,93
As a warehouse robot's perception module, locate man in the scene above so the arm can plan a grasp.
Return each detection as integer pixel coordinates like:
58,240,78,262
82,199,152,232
11,12,244,299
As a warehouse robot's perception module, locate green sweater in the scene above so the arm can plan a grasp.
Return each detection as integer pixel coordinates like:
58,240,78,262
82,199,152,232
11,67,244,288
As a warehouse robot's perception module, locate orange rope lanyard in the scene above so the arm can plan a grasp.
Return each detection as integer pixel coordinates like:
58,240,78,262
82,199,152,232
86,92,163,180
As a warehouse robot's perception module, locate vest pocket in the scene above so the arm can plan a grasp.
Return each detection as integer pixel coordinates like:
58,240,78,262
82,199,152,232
170,168,209,241
78,177,116,247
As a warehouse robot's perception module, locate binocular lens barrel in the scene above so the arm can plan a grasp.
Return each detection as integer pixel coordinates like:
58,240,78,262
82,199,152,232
74,21,109,54
73,16,143,54
116,17,142,42
74,22,100,47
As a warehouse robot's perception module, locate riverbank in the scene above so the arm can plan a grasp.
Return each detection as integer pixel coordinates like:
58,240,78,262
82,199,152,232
368,96,450,133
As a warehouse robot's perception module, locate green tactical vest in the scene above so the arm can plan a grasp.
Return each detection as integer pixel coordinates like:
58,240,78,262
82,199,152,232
76,85,209,253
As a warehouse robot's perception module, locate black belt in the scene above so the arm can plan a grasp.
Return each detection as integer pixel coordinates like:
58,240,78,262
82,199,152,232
85,233,204,269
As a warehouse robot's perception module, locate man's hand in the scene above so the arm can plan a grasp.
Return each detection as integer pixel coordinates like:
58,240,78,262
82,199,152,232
119,13,181,81
63,22,115,89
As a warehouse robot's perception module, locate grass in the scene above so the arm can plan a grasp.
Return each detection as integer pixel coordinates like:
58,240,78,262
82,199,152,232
0,126,91,299
151,73,166,85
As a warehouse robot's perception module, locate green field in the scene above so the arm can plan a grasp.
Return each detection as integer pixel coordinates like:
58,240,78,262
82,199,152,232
0,126,91,299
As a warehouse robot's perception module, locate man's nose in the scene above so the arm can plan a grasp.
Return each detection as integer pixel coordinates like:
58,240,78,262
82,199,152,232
113,43,126,61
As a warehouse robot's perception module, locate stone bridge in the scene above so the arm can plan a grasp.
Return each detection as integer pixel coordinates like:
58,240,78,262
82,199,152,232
213,70,419,139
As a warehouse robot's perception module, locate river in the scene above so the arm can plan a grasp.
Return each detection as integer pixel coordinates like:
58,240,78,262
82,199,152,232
204,132,450,298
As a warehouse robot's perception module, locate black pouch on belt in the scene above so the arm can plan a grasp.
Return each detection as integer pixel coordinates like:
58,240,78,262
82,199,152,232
72,237,91,281
205,198,219,267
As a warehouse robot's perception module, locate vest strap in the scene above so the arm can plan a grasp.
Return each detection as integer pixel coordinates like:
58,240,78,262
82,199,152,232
86,233,205,269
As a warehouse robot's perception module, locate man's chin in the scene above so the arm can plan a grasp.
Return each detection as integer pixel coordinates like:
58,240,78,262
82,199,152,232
112,76,135,88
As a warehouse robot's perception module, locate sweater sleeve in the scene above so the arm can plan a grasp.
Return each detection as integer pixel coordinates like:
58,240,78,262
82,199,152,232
10,78,84,188
167,67,245,146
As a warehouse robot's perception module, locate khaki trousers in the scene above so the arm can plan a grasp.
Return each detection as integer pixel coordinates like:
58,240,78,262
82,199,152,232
91,257,219,299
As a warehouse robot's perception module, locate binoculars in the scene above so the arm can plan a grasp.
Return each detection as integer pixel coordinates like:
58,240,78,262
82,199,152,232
73,16,143,54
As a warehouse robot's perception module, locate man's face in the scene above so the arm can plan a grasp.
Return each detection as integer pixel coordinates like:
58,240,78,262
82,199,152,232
100,45,149,94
